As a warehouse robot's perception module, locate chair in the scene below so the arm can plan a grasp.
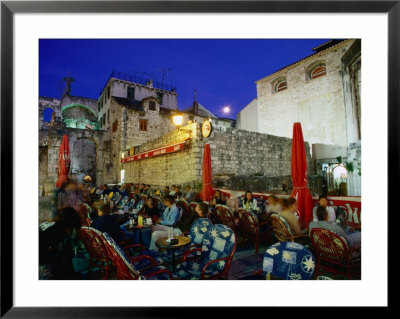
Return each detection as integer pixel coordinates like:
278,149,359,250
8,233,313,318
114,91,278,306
236,209,270,253
175,224,237,280
309,228,361,279
214,205,236,234
160,218,213,265
76,204,92,227
111,192,122,205
78,227,112,279
101,232,173,280
117,195,130,209
270,214,309,244
262,241,316,280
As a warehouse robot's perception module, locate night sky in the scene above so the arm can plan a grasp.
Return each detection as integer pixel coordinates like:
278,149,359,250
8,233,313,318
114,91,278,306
39,39,329,119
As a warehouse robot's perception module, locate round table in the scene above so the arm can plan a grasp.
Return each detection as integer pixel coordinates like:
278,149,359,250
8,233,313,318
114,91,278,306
155,236,191,272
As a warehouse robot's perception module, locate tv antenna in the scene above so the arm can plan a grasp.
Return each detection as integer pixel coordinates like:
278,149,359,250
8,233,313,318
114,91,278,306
155,67,171,83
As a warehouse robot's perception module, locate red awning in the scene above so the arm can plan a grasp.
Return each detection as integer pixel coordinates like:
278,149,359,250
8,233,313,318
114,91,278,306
200,143,215,202
291,122,313,228
56,134,70,188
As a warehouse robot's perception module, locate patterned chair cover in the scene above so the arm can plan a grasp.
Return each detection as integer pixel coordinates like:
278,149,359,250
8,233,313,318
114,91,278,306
175,224,236,280
112,192,122,205
270,213,294,241
102,232,171,280
158,218,213,264
117,195,130,209
263,241,316,280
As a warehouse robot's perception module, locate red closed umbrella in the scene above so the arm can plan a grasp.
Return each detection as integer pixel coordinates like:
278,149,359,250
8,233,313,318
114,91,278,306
200,143,215,202
56,134,71,188
291,123,313,228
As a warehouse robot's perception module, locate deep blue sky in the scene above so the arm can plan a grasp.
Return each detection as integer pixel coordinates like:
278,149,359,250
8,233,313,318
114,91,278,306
39,39,329,119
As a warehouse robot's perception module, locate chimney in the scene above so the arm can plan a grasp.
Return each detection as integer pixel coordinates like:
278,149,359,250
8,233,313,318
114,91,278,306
193,101,199,115
192,89,198,115
145,79,153,87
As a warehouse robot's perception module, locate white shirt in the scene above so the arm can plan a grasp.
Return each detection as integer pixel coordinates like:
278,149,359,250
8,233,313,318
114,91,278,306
313,206,336,222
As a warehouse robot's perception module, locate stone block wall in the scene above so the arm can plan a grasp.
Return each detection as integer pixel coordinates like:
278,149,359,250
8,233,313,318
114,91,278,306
122,123,200,188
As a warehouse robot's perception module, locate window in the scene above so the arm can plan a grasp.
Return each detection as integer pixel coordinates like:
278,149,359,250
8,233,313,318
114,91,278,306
98,102,100,112
127,86,135,99
43,107,54,122
310,65,326,80
156,92,163,104
107,86,110,99
139,119,148,131
112,120,118,132
275,81,287,92
108,110,110,124
149,100,156,111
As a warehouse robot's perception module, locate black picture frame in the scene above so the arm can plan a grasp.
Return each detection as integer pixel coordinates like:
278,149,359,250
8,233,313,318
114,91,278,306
1,0,395,317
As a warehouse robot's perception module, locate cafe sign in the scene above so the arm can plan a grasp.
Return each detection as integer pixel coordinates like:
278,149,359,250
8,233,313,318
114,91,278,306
201,119,212,138
121,139,190,163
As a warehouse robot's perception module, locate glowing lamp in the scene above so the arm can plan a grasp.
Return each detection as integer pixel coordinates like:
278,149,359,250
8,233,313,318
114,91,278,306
172,114,184,126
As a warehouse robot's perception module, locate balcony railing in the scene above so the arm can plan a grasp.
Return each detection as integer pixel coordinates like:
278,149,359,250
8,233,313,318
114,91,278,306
100,71,177,95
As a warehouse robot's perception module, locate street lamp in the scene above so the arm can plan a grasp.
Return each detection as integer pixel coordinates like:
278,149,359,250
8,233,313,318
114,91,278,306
172,113,191,136
172,114,184,127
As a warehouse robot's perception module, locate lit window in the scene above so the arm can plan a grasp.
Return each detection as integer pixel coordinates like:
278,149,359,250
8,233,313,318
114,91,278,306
139,119,148,131
310,65,326,79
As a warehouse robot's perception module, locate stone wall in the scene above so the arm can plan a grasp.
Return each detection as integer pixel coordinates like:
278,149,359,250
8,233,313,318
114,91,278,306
122,123,200,188
39,123,108,196
213,174,323,195
121,123,315,193
204,127,313,177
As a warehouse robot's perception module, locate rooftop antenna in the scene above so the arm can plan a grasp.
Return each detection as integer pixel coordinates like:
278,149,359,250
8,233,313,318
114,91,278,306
194,89,197,102
155,67,171,83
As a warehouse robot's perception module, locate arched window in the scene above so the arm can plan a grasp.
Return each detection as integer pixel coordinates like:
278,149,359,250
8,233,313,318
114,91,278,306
275,81,287,92
43,107,54,122
310,64,326,79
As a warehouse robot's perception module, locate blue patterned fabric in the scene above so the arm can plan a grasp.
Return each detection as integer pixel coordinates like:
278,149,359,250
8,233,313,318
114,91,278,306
175,224,236,279
160,218,213,263
102,232,170,280
263,241,316,280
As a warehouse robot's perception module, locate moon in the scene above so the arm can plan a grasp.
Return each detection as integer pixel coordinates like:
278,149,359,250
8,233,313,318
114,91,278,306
223,106,230,113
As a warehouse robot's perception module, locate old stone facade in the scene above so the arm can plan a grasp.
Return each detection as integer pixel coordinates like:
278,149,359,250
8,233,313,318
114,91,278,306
237,39,361,195
121,121,313,193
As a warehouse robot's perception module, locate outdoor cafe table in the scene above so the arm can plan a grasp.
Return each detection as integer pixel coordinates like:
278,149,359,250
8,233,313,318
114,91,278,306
155,236,191,272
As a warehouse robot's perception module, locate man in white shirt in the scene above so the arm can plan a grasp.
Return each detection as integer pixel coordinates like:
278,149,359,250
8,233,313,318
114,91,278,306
312,195,336,222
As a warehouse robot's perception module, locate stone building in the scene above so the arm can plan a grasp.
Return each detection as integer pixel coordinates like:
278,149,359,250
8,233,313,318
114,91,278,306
237,39,361,195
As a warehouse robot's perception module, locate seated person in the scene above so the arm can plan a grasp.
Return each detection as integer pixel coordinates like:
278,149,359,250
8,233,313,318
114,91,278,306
91,204,124,243
279,197,308,235
144,184,152,196
176,202,208,234
183,185,195,203
143,197,160,224
174,185,183,199
103,184,112,196
309,206,361,257
266,195,284,214
210,190,227,206
95,185,104,195
141,195,182,251
169,185,177,196
242,190,259,213
313,195,335,222
39,207,82,279
162,186,170,197
139,184,146,195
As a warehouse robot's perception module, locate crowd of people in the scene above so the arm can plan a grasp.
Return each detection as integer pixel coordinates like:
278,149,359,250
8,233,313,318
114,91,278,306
39,178,361,280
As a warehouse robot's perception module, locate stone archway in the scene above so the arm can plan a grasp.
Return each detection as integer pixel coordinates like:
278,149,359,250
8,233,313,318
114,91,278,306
70,138,97,184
